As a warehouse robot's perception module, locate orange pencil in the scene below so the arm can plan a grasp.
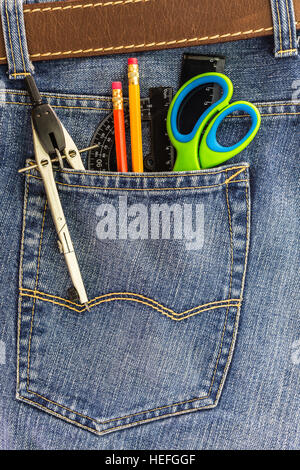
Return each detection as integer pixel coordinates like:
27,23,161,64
112,82,128,172
128,58,143,172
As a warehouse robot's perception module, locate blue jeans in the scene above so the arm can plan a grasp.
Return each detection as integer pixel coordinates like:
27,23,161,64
0,0,299,449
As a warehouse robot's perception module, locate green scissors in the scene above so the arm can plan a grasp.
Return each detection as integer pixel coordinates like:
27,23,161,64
167,72,261,170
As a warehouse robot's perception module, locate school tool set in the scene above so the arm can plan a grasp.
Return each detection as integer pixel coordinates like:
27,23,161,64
88,85,174,172
89,54,261,173
18,54,261,306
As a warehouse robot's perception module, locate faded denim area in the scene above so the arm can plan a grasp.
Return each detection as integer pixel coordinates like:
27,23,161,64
0,17,299,449
16,161,249,435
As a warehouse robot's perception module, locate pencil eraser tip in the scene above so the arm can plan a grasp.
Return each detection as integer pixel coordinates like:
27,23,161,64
128,58,138,65
112,81,122,89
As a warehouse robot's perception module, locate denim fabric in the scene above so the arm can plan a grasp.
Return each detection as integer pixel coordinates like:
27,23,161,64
0,0,33,79
0,1,300,450
270,0,299,57
16,162,249,435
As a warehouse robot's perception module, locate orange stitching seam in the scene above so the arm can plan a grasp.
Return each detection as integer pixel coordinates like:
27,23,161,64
1,91,299,107
214,183,250,402
16,176,30,394
1,98,299,116
0,25,279,62
23,0,150,14
24,306,241,425
0,100,107,110
10,72,31,76
23,301,240,424
4,0,16,75
2,100,299,118
0,100,107,111
0,90,113,101
19,287,240,313
206,179,234,396
27,173,249,191
28,387,199,422
35,165,248,179
256,102,300,106
276,0,283,53
15,0,27,74
224,168,246,184
0,16,298,63
277,48,298,53
20,267,237,424
20,292,240,320
229,112,300,117
19,170,247,431
26,201,47,389
21,171,241,424
260,112,300,116
285,0,292,50
17,394,217,435
25,26,274,58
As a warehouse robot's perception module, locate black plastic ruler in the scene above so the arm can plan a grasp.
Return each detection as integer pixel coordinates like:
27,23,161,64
87,87,175,172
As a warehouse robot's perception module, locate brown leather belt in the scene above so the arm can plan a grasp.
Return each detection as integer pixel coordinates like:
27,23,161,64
0,0,299,64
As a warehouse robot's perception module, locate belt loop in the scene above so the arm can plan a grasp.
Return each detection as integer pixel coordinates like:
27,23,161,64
270,0,299,58
0,0,34,79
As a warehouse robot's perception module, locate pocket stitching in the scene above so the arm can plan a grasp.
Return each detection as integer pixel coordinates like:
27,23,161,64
20,287,241,317
27,165,248,179
27,172,249,191
18,172,250,434
23,293,240,320
26,200,47,390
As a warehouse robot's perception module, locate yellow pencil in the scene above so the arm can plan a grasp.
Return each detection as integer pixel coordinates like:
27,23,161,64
128,58,143,172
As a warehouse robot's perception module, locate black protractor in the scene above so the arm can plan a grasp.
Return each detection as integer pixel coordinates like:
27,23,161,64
87,87,175,172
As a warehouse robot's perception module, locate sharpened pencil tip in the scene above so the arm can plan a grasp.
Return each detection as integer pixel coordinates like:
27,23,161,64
84,302,90,312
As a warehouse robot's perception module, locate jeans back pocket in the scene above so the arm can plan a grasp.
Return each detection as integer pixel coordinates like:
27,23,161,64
17,163,250,435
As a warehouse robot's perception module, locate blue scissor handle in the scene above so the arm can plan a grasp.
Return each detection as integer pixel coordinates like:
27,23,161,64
169,73,233,144
167,72,261,170
200,100,261,168
205,102,260,152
